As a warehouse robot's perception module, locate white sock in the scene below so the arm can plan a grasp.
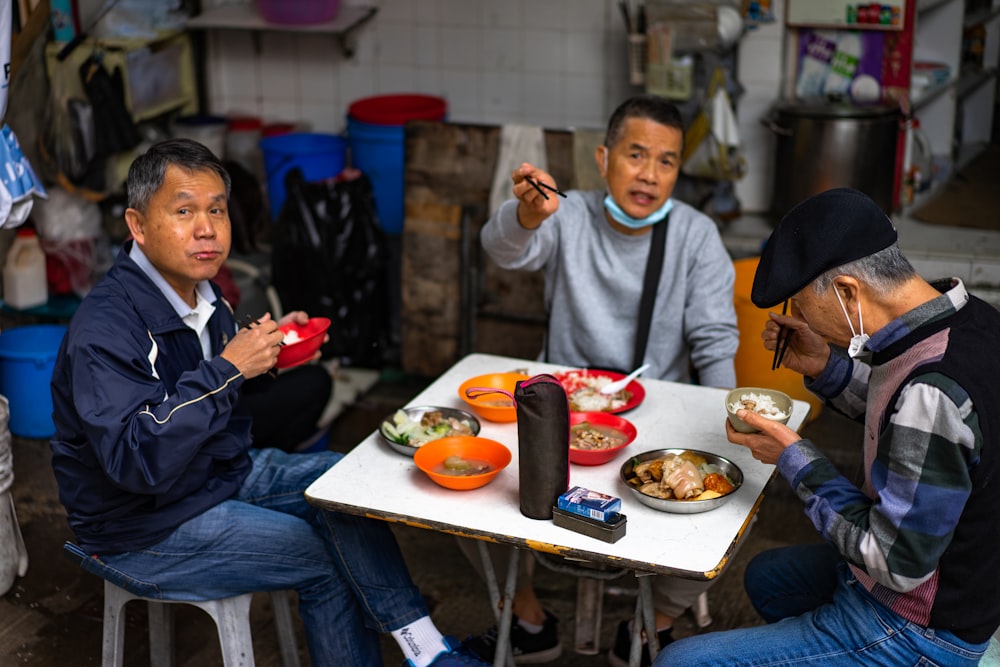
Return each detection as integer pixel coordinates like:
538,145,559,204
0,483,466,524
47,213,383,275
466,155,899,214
391,616,448,667
517,617,544,634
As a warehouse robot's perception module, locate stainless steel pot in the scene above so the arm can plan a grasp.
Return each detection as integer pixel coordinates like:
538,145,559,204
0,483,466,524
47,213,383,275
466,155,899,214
766,98,901,221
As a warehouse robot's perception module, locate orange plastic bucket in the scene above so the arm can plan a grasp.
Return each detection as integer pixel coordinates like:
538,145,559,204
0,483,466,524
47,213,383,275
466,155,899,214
733,257,822,422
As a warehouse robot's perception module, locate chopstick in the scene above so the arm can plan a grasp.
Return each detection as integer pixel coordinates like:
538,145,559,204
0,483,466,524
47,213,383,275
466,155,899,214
238,314,285,346
771,300,788,370
524,176,567,199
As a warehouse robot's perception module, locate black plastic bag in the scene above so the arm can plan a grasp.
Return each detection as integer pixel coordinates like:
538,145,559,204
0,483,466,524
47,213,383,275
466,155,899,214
271,168,390,367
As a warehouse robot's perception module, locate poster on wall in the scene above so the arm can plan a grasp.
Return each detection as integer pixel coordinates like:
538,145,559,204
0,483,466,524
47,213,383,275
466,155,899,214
795,28,885,101
787,0,905,30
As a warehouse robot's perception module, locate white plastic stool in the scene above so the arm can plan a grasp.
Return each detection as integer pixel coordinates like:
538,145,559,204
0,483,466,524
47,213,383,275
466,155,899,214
101,580,301,667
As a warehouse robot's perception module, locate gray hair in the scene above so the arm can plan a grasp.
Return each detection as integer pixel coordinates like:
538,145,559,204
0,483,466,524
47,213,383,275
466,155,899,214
126,138,231,213
811,243,916,298
604,94,684,149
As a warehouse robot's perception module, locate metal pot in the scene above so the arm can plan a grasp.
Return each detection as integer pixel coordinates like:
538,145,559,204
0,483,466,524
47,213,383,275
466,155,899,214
766,98,901,221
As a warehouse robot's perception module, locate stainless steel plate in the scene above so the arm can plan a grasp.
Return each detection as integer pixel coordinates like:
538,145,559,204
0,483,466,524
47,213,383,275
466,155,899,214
378,406,481,457
620,448,743,514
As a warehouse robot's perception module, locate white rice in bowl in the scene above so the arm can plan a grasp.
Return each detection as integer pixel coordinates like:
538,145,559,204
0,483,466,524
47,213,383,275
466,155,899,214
729,392,789,420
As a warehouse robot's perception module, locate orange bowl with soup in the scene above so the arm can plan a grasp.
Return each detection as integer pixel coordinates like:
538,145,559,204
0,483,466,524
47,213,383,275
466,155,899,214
413,435,512,490
458,372,530,422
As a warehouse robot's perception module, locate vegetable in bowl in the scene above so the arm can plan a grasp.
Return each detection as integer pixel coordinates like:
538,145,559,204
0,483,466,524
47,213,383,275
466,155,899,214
379,406,481,456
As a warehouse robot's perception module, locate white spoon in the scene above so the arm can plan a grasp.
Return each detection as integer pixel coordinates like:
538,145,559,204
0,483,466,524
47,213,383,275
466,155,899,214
600,363,651,395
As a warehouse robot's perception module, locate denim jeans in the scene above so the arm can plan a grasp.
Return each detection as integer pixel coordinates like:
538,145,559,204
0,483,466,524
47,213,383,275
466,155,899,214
100,448,428,667
654,544,988,666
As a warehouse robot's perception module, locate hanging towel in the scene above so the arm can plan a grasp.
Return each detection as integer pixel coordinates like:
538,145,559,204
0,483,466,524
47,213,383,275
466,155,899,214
489,124,548,215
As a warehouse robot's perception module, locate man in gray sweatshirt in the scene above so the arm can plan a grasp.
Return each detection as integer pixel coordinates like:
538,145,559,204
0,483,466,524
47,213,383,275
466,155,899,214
466,96,739,666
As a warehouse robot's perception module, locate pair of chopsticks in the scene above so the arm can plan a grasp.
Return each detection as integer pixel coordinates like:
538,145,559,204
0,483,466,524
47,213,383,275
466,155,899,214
524,176,567,201
771,300,789,371
238,314,285,346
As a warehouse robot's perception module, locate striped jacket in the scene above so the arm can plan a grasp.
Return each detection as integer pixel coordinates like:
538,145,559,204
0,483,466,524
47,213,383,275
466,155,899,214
782,279,1000,643
50,242,252,555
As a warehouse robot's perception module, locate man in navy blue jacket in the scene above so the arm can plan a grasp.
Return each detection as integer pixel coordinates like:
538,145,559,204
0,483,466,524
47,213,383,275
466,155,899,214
49,139,486,667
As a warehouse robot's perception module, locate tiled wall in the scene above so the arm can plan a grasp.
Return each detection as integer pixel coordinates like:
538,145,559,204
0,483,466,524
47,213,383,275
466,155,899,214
202,0,788,213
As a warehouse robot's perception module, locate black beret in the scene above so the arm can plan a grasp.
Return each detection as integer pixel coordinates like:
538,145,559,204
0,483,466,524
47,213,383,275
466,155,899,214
751,188,897,308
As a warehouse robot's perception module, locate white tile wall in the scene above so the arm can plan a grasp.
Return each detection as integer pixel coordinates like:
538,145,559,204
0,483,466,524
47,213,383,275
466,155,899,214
201,0,782,213
206,0,652,132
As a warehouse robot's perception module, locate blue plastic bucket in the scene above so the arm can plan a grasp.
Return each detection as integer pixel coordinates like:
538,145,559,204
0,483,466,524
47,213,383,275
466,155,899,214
0,324,66,438
346,119,406,234
260,133,347,219
347,94,447,234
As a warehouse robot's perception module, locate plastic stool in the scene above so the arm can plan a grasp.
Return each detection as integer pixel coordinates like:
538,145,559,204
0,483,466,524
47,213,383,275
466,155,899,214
101,581,300,667
64,542,300,667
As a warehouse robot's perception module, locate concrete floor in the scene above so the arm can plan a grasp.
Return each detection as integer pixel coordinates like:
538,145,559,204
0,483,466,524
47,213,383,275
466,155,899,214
0,369,862,667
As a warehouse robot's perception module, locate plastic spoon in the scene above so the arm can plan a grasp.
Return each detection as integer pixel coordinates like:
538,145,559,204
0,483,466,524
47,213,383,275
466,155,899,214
600,363,651,395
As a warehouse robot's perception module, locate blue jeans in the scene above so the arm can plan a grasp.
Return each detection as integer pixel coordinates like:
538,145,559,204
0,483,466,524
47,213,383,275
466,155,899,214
100,448,428,667
654,544,988,666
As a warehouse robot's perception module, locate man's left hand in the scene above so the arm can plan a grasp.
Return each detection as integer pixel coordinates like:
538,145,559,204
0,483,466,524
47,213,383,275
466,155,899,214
725,410,802,465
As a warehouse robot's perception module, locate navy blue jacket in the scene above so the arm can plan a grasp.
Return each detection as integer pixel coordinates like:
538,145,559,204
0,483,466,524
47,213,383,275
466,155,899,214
50,243,253,554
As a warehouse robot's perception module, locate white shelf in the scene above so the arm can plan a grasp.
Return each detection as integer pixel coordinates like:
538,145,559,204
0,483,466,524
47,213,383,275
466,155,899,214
186,5,378,57
187,5,376,33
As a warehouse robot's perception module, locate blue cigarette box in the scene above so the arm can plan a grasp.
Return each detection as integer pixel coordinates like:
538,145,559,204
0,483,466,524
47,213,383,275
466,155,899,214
557,486,622,523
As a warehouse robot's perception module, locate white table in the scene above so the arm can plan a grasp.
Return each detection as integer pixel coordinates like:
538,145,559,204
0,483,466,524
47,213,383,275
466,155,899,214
305,353,812,665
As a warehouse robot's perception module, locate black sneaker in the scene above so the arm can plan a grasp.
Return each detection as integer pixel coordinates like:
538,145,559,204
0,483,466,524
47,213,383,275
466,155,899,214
463,610,562,664
607,619,673,667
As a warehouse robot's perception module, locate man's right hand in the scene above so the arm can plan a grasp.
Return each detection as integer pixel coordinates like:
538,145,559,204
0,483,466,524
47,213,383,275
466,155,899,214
221,313,283,379
512,162,560,230
764,304,830,378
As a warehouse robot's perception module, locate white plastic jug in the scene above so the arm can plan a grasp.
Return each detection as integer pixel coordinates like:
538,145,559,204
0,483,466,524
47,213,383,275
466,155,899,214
3,227,47,309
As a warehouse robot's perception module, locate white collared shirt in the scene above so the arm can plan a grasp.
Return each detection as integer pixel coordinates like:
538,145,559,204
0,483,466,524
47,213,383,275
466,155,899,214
129,243,218,360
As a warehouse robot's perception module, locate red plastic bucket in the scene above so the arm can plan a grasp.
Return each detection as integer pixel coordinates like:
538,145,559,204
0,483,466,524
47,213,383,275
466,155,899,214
348,94,447,126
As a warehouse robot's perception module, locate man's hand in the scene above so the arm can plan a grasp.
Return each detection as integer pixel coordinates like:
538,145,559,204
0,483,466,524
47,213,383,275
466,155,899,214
222,313,283,378
512,162,560,230
725,410,802,465
764,303,830,378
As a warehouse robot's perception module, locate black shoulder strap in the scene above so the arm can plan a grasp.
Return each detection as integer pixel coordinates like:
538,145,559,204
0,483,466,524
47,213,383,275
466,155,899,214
633,214,669,369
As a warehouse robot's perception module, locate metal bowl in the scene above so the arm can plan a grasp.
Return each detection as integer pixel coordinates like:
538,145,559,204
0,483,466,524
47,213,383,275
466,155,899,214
378,406,481,457
620,448,744,514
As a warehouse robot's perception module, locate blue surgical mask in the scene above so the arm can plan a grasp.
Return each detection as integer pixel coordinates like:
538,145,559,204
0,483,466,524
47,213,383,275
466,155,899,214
603,194,674,229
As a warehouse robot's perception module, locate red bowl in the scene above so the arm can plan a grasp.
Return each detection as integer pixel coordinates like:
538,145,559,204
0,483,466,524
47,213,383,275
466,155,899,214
275,317,331,368
568,412,637,465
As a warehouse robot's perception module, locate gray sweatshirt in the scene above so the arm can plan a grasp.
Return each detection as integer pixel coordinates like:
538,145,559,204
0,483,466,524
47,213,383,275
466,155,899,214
481,190,738,388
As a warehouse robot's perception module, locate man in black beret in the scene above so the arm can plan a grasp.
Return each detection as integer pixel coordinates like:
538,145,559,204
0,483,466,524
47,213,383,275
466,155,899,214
652,187,1000,665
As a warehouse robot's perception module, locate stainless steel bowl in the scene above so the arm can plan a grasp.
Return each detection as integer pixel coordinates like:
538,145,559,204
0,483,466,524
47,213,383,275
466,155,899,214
378,406,481,457
620,448,744,514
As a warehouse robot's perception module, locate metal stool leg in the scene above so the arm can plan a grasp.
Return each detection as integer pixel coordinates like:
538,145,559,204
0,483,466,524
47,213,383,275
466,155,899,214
574,576,604,655
692,591,712,628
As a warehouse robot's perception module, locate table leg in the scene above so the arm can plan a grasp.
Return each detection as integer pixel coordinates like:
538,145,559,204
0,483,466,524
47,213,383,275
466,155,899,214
628,572,659,667
476,541,518,667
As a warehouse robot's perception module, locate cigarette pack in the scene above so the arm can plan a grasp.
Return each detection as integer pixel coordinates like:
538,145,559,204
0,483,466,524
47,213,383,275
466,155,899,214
557,486,622,523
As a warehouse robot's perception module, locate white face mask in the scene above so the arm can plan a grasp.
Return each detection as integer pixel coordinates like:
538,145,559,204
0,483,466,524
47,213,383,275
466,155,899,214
834,288,870,359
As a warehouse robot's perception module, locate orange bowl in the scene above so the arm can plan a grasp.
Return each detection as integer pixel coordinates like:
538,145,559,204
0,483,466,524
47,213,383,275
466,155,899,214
569,412,638,465
413,436,512,490
457,372,530,422
275,317,331,368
